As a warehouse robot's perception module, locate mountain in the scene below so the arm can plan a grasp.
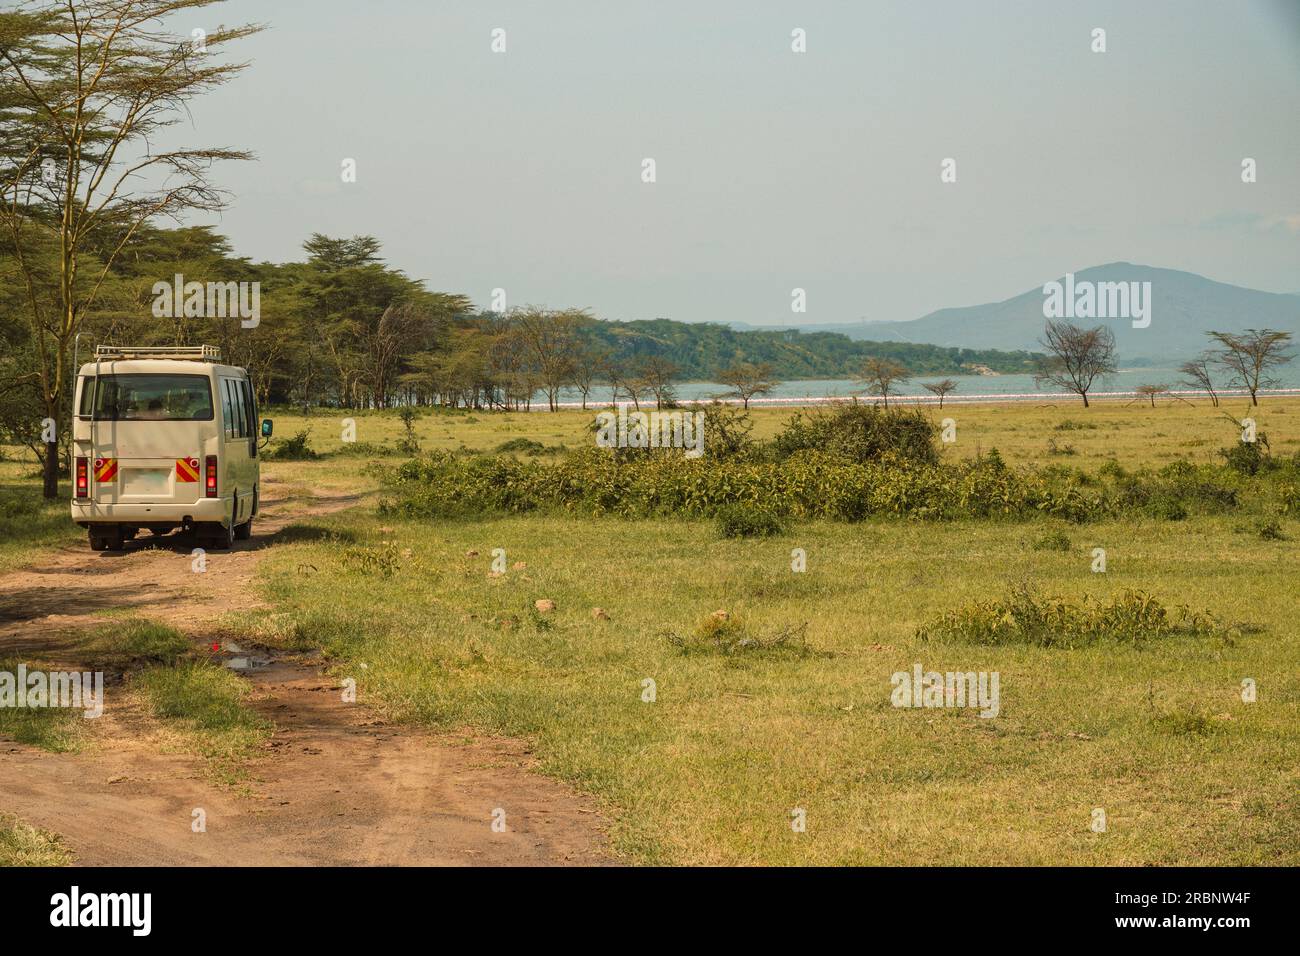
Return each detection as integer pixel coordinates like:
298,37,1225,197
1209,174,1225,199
770,264,1300,362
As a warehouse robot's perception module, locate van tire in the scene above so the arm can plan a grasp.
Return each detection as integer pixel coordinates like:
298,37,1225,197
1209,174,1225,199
205,500,236,551
89,525,124,552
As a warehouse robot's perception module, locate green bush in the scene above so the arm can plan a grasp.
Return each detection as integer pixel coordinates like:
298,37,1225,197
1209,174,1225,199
771,402,938,467
917,585,1241,648
1032,529,1072,551
716,502,785,538
495,437,547,455
1220,438,1269,476
265,429,318,460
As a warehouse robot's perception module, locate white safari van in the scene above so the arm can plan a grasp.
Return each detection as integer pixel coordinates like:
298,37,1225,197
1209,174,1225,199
71,345,273,552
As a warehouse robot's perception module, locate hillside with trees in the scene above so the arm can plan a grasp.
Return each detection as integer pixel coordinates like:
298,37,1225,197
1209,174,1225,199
0,226,1042,430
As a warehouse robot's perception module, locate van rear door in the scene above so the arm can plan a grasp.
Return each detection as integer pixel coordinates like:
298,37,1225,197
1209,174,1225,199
80,372,214,506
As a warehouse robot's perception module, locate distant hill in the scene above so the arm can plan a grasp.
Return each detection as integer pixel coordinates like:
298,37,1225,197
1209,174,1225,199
582,318,1041,379
768,264,1300,363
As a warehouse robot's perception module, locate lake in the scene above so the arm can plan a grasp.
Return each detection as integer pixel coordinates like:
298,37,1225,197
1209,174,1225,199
555,368,1300,408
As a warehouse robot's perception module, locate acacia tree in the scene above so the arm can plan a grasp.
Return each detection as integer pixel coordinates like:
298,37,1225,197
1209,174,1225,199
716,361,778,409
512,306,584,411
858,357,910,408
570,345,607,410
1208,328,1294,406
921,378,957,409
1178,354,1219,406
1034,320,1116,408
0,0,262,497
1133,383,1168,408
636,355,679,410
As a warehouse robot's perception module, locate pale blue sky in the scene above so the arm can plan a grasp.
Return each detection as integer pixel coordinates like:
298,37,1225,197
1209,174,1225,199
171,0,1300,324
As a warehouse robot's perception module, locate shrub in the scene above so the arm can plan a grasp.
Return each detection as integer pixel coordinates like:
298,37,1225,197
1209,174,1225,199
495,437,546,455
716,502,786,538
772,402,938,467
333,440,396,457
1258,519,1286,541
917,585,1242,648
385,446,1259,527
265,429,318,460
1032,529,1072,552
398,407,421,455
1220,437,1269,476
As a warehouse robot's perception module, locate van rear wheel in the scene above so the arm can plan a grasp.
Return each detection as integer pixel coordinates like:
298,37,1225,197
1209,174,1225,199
204,500,236,551
89,525,124,552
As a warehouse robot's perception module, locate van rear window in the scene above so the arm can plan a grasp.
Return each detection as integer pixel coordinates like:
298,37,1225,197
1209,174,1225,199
79,374,214,421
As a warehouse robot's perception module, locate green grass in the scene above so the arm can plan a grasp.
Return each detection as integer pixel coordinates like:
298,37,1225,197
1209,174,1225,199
243,505,1300,865
7,399,1299,864
0,466,80,572
133,660,271,786
230,400,1300,864
0,813,72,866
84,619,191,669
0,657,87,753
257,398,1300,473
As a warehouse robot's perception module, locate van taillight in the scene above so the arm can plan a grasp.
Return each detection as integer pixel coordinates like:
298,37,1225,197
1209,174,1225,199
76,457,88,498
205,455,218,498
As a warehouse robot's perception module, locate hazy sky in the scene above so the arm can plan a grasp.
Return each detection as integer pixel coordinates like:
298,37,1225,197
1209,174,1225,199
171,0,1300,325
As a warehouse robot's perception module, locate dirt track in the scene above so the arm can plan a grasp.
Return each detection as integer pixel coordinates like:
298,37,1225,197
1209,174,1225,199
0,480,610,866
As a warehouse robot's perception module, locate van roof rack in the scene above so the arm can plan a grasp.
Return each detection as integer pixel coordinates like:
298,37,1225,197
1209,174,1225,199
93,345,223,362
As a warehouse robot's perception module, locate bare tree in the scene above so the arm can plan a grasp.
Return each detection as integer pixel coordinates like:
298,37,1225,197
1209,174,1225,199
858,357,910,408
0,0,263,497
1178,354,1219,406
716,361,778,409
921,378,958,409
1208,328,1294,406
1133,383,1168,408
1034,320,1117,407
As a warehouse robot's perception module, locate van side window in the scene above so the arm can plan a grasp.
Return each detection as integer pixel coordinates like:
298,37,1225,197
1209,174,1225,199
240,379,256,435
221,379,236,439
77,376,95,416
234,379,248,437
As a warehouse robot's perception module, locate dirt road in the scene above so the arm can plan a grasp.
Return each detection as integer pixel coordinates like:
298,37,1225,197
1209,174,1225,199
0,480,611,865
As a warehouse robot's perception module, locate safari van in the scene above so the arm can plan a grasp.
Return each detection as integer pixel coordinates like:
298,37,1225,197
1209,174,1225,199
70,345,273,552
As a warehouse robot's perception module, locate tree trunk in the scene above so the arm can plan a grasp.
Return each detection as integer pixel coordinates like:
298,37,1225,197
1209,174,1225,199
43,438,60,498
1081,392,1090,407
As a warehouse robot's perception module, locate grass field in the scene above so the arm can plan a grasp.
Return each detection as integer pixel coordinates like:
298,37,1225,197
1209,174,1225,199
4,398,1297,865
227,398,1300,865
254,396,1300,472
